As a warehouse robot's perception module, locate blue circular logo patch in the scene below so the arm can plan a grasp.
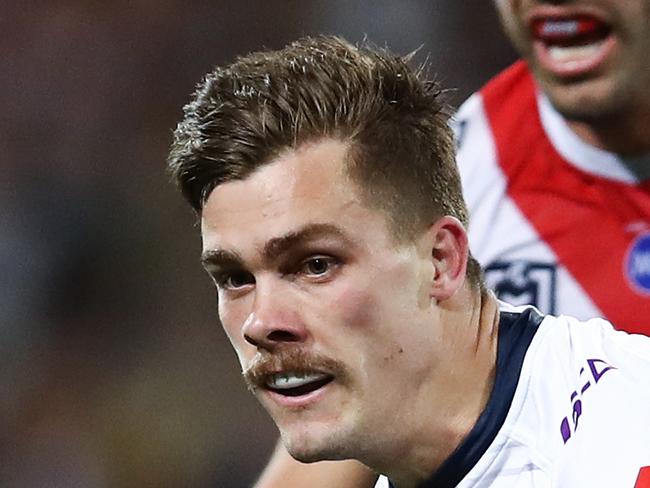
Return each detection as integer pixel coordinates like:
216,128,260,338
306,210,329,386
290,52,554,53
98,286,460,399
626,233,650,294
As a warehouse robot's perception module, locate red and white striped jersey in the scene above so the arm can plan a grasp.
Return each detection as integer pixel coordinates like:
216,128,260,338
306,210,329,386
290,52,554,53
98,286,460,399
455,61,650,335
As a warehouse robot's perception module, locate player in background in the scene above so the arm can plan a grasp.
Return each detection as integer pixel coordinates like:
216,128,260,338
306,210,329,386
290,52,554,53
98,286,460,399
458,0,650,334
255,0,650,486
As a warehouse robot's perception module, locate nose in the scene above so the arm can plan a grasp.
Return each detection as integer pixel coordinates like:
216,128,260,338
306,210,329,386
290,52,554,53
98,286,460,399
241,283,308,351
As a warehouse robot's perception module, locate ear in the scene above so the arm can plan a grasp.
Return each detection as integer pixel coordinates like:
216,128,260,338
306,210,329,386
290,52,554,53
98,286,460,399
425,216,469,301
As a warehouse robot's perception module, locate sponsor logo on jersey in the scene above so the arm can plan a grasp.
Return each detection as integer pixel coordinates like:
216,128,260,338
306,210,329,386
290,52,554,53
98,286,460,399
625,233,650,295
484,260,557,314
559,358,616,444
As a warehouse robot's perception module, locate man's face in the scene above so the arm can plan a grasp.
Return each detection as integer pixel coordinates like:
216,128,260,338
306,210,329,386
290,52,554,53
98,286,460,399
495,0,650,121
200,139,446,463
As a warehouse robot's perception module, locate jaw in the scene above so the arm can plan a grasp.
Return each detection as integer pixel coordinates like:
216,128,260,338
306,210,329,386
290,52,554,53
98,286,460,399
279,421,352,463
537,71,621,119
273,401,361,463
256,380,362,462
538,68,650,154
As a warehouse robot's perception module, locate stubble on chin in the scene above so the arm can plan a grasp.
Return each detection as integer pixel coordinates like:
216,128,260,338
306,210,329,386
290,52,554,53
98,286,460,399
242,349,355,463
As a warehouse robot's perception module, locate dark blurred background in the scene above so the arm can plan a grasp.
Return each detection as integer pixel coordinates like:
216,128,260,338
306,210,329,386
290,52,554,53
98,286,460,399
0,2,516,486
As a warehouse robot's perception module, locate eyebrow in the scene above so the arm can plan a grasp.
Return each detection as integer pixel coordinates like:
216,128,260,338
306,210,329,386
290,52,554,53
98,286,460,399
200,223,351,270
201,249,244,271
262,223,351,262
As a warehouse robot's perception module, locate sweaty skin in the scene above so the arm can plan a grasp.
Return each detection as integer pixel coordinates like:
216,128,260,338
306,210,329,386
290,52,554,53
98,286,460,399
253,2,650,486
201,139,497,487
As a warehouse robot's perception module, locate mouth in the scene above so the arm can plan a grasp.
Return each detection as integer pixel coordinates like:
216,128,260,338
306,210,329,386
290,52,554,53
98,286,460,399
265,371,334,397
529,13,616,77
244,349,344,409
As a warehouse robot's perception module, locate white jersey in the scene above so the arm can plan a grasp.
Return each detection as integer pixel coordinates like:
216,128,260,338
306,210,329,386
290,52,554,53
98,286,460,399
375,305,650,487
454,61,650,335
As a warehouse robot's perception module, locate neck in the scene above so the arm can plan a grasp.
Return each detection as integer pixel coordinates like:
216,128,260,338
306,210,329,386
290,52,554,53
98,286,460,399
377,288,500,488
566,110,650,157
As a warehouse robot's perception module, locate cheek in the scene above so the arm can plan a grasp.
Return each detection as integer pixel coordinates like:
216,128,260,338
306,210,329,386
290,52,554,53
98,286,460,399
496,1,527,48
329,278,409,361
332,281,432,391
328,257,422,332
333,284,381,331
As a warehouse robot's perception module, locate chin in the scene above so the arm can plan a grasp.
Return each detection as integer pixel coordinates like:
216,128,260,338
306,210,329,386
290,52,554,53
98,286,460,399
281,424,354,463
286,446,333,464
542,76,626,122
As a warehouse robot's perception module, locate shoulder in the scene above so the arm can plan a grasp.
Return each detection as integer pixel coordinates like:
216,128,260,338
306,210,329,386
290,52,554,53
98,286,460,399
494,306,650,427
533,315,650,485
538,313,650,364
519,312,650,441
481,309,650,476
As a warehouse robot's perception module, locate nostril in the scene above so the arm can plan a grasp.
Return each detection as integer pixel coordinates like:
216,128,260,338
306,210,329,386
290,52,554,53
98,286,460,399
267,330,300,342
244,330,300,348
243,333,259,347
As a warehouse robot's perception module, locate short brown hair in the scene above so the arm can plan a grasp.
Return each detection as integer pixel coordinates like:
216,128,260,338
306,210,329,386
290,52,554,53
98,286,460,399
167,35,482,287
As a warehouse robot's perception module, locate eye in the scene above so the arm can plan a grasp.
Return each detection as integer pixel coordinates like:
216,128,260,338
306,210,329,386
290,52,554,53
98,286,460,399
300,256,338,277
219,270,255,290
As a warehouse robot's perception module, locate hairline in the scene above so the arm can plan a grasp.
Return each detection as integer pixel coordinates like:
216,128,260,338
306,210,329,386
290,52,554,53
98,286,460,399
197,135,436,246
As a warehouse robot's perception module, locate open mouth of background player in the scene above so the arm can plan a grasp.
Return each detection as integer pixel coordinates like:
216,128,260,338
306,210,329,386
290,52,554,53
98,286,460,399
530,15,614,77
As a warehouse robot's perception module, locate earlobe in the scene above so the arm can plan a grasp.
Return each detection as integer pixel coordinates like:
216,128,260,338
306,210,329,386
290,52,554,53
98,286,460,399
428,216,469,301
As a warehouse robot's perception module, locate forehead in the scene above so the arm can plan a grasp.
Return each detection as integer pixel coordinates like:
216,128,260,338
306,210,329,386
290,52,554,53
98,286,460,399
200,138,385,254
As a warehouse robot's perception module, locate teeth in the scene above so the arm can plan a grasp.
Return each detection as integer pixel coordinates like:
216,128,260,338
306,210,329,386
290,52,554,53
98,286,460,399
548,40,603,62
542,20,578,36
267,372,329,390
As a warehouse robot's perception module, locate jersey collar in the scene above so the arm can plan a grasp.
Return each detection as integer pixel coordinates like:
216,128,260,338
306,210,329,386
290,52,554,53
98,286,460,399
537,92,650,183
388,307,543,488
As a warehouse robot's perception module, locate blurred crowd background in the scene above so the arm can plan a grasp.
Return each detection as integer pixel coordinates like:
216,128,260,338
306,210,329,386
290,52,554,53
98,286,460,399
1,2,516,486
